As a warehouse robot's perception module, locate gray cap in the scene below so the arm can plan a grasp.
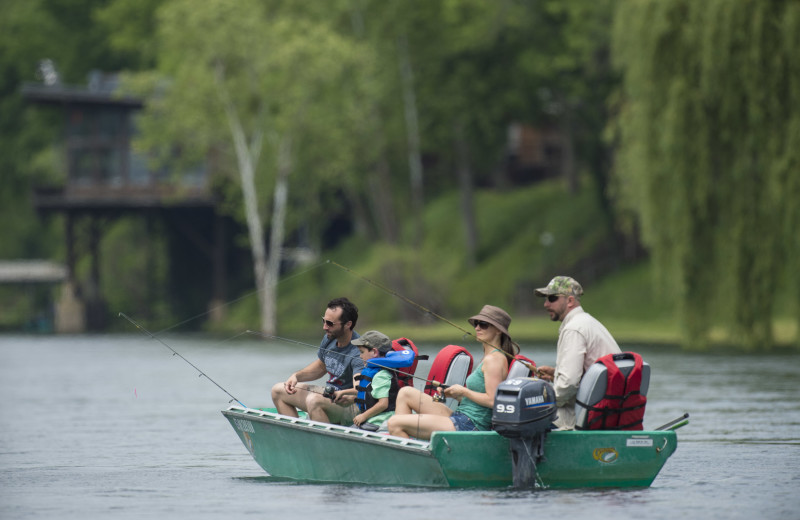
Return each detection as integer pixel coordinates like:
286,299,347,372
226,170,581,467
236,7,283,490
352,330,392,353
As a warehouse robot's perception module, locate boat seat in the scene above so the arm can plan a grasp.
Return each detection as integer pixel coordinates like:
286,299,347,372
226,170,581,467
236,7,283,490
424,345,474,410
574,353,650,430
506,354,536,380
391,337,427,388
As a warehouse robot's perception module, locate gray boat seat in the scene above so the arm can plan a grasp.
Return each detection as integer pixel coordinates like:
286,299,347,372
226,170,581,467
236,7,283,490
425,345,474,411
442,352,473,410
574,354,650,430
505,354,536,380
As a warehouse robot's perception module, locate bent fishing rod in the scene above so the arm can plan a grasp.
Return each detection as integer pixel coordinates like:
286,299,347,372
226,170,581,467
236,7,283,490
119,312,247,408
327,260,538,376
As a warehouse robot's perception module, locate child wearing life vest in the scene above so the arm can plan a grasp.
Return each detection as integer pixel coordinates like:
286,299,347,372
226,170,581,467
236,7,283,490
346,330,405,431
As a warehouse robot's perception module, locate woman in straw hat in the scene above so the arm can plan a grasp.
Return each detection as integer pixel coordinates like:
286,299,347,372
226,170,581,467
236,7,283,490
387,305,519,439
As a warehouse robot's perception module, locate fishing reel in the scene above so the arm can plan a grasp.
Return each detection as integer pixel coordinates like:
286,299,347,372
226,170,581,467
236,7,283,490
322,384,338,400
431,381,448,403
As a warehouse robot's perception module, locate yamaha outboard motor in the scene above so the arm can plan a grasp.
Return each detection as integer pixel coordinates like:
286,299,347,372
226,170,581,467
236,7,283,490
492,378,557,488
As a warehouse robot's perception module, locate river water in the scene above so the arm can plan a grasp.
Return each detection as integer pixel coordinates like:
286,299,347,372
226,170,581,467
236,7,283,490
0,334,798,519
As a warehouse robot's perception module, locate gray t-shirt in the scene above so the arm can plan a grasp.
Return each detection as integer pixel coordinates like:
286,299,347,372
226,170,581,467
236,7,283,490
317,331,364,390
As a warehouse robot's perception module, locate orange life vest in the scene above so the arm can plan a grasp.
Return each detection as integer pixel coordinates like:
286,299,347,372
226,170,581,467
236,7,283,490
579,352,647,430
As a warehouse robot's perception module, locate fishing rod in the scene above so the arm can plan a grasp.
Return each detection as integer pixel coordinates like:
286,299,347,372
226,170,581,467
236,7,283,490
326,260,539,377
119,312,247,408
655,413,690,431
148,260,329,337
328,260,473,337
247,330,452,391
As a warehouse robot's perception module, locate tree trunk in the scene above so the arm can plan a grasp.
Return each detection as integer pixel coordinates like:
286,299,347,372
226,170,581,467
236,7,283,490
368,132,399,243
215,63,271,334
234,136,269,333
560,110,578,194
349,3,398,244
453,119,478,267
397,34,424,246
263,135,292,335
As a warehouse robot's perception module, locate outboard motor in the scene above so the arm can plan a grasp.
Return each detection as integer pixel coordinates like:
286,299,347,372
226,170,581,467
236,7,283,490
492,378,557,488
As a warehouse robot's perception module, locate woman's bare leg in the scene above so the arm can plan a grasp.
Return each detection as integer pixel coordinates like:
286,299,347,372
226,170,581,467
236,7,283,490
387,413,456,439
394,386,452,415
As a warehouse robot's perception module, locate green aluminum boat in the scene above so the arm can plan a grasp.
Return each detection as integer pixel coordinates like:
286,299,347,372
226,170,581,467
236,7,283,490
222,405,680,488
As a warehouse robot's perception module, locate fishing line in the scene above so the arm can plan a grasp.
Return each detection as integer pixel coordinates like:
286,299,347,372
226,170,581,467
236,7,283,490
149,260,329,337
120,312,247,408
327,260,543,439
249,330,451,439
328,260,474,337
326,260,537,376
247,330,450,391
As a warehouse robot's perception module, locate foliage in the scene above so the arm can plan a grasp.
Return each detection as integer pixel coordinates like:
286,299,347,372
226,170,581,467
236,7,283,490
122,0,372,333
98,217,173,329
0,0,113,322
611,0,800,349
2,0,795,350
0,0,61,261
267,181,617,335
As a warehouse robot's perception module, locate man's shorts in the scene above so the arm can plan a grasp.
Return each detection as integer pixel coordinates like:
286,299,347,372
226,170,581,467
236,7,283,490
307,385,359,426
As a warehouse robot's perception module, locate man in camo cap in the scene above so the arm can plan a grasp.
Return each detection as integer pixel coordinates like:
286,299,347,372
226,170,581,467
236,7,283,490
534,276,620,430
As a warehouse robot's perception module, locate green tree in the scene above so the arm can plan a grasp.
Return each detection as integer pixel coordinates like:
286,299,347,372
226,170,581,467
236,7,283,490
407,0,619,265
611,0,800,349
126,0,365,334
0,0,132,263
0,0,157,329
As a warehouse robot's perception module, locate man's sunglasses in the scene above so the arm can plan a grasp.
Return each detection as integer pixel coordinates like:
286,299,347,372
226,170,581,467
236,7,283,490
322,317,343,327
546,294,563,302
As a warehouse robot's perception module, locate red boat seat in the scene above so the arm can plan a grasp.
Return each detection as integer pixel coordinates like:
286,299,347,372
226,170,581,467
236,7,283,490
424,345,473,410
391,337,427,388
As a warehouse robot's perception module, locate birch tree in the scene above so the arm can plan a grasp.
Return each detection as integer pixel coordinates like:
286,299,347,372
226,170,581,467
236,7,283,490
129,0,362,334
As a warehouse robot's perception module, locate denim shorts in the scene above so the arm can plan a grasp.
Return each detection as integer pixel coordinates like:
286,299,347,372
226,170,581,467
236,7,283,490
449,411,479,432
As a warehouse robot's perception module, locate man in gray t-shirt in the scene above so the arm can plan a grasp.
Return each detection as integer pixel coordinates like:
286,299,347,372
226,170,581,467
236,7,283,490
317,334,363,390
271,297,365,424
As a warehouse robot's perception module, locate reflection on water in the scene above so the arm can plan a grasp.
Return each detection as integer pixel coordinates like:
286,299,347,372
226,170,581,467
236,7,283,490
0,335,798,519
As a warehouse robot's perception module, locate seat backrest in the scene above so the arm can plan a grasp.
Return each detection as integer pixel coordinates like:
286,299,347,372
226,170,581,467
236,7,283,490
506,354,536,380
391,337,427,388
575,352,650,430
425,345,474,410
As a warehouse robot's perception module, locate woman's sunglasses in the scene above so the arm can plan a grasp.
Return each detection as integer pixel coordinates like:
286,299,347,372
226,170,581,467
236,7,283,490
474,320,491,330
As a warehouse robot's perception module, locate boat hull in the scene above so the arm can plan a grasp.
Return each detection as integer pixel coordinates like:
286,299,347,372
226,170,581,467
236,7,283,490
222,406,677,488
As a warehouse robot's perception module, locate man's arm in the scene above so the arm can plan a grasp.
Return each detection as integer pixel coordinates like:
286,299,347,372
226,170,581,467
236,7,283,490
284,358,327,394
553,330,587,406
537,366,555,382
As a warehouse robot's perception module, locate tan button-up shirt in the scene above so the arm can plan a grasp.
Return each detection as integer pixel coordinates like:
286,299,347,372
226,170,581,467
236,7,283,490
553,306,621,430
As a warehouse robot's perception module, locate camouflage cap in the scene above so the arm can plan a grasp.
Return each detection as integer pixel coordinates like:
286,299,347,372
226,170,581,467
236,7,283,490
534,276,583,297
352,330,392,353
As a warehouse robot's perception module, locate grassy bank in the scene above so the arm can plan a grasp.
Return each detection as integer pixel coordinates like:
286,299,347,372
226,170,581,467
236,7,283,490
220,180,797,349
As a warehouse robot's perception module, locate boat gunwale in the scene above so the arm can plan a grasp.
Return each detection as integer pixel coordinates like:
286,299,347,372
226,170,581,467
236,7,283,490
223,405,434,454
